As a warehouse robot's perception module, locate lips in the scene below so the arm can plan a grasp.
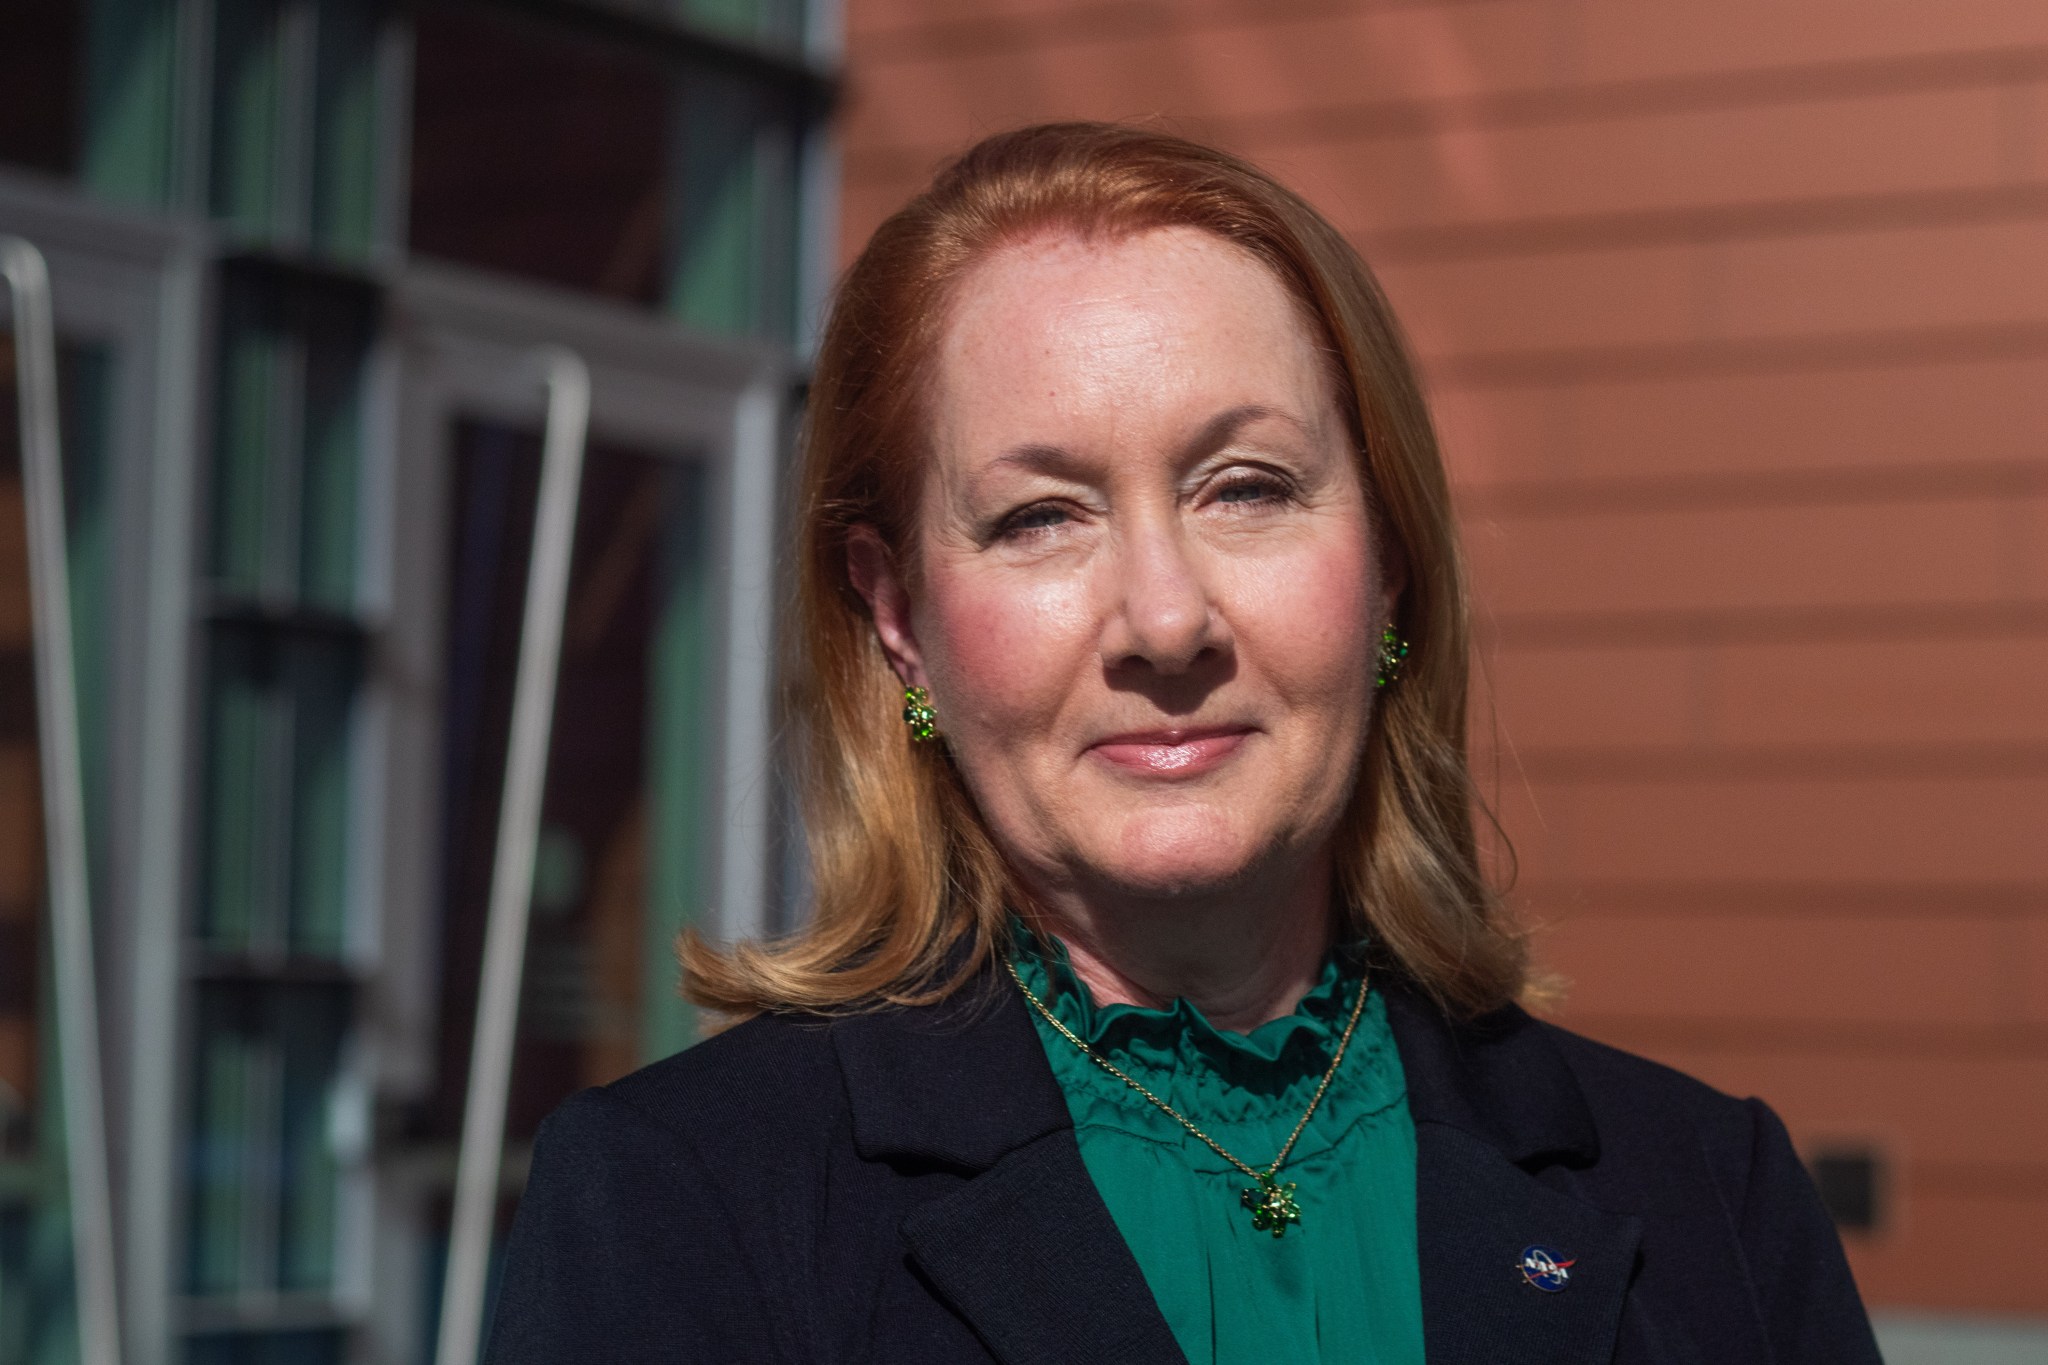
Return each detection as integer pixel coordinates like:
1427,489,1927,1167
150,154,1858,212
1088,726,1252,778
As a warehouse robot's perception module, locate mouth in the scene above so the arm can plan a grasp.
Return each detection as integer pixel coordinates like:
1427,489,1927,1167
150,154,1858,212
1087,726,1254,779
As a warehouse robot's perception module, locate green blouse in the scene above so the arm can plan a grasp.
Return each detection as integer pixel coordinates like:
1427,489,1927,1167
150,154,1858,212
1012,930,1424,1365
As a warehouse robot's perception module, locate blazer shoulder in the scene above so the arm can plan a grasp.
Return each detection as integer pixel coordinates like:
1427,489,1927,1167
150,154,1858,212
1524,1015,1784,1198
596,1008,852,1158
1532,1017,1746,1124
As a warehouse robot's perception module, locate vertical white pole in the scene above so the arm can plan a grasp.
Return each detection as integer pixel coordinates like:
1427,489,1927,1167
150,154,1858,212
714,378,780,944
2,236,124,1365
434,347,590,1365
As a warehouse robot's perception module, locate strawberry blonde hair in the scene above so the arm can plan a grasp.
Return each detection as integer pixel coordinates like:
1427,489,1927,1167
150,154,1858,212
681,123,1524,1019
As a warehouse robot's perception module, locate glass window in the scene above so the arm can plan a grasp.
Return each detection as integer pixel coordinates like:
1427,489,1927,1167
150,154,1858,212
408,9,671,307
184,261,370,1349
198,265,371,960
407,417,714,1352
184,980,349,1299
208,0,392,256
408,4,806,337
0,328,119,1365
0,0,83,180
426,420,712,1144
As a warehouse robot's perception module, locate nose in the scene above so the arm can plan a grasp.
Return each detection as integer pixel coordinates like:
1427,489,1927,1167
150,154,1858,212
1100,519,1228,674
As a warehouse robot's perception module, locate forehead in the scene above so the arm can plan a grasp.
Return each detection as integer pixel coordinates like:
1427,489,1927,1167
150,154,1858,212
931,225,1336,441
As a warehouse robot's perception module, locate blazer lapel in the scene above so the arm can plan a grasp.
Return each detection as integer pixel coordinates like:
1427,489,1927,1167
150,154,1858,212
1386,985,1642,1365
834,972,1187,1365
902,1130,1187,1365
1415,1123,1641,1364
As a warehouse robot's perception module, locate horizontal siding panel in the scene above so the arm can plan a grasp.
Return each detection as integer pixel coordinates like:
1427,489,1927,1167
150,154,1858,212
850,2,2048,118
847,4,1569,117
2026,919,2048,1024
1269,86,2022,235
1386,217,2048,360
1848,1186,2048,1311
1538,912,2021,1026
1505,775,2048,883
1475,641,1705,749
1573,0,2048,90
1711,636,2048,747
1465,496,2034,616
1436,355,2048,485
1378,239,1708,357
1478,635,2048,753
1639,1049,2048,1169
1646,1055,2048,1178
1720,218,2048,339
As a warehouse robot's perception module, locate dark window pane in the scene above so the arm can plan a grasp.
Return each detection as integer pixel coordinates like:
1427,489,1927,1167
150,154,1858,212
208,0,288,234
0,0,82,178
208,0,392,251
422,419,710,1146
185,1328,345,1365
410,7,669,305
208,268,373,607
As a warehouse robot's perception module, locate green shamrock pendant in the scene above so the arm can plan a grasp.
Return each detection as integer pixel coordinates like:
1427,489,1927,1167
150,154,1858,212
1240,1174,1302,1238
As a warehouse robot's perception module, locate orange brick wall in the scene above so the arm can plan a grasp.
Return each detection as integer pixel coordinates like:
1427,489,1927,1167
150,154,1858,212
838,0,2048,1315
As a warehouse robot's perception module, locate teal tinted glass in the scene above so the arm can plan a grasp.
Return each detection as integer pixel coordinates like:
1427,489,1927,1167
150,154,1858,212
208,270,370,606
208,0,288,235
198,628,362,956
200,268,369,956
184,982,349,1298
674,0,804,47
83,0,181,204
668,72,800,338
209,0,392,252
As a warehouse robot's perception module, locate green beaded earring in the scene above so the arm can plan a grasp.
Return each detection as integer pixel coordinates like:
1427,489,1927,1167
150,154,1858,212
1374,625,1410,689
902,686,940,742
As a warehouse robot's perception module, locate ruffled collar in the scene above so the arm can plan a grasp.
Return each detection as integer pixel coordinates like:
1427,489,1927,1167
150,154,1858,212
1007,919,1393,1130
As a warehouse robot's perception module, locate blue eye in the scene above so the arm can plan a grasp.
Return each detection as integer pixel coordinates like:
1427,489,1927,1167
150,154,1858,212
1000,503,1069,536
1217,477,1283,505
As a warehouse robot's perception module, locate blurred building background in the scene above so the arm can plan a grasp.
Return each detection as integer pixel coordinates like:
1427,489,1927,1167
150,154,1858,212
0,0,832,1361
0,0,2041,1362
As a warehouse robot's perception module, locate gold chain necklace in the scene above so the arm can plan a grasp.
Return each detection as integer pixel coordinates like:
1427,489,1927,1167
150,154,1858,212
1004,955,1370,1239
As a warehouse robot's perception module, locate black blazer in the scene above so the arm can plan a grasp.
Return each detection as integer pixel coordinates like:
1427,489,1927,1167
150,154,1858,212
485,970,1882,1364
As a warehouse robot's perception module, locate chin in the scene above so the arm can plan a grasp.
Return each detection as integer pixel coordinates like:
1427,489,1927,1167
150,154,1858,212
1093,808,1264,899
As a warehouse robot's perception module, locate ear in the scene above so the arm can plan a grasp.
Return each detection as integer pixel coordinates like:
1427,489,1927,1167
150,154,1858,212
845,525,929,690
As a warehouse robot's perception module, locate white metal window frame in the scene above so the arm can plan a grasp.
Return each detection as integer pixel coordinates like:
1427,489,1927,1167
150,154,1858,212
0,171,213,1365
359,259,792,1361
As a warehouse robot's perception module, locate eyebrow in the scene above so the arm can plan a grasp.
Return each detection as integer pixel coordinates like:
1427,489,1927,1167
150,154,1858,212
990,403,1312,477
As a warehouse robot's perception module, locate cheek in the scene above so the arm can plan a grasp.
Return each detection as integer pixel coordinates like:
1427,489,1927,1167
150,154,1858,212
917,567,1096,729
1233,532,1380,702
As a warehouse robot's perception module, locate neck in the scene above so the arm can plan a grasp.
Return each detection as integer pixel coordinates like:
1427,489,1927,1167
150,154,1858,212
1020,855,1334,1034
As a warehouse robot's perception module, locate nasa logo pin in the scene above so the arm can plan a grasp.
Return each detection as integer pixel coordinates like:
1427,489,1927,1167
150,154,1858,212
1517,1244,1576,1293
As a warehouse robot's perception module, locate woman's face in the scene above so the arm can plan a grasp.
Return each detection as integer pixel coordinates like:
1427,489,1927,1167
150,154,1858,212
857,225,1394,908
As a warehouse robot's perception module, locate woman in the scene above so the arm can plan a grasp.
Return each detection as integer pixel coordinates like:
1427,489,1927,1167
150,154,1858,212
487,124,1880,1364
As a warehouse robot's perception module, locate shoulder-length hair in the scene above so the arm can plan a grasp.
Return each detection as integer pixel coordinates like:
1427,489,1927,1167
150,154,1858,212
682,122,1525,1019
